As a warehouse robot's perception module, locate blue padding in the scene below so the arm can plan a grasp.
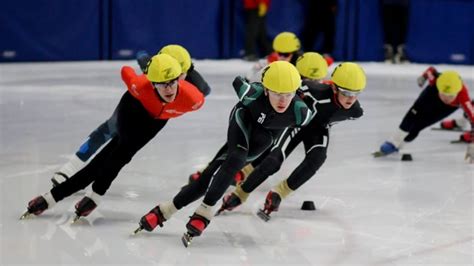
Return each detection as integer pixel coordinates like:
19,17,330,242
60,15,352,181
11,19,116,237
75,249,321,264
2,0,472,63
355,0,384,61
110,0,223,59
406,0,473,64
0,0,101,62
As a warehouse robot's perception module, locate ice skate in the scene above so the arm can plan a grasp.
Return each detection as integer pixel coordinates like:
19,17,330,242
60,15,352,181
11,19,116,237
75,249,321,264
448,131,472,144
215,192,242,216
72,196,97,223
431,119,464,132
20,194,54,220
133,205,167,235
181,213,210,247
372,141,398,158
256,191,281,222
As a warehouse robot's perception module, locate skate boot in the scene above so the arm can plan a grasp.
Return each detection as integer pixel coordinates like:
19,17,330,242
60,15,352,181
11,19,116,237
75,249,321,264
182,213,210,247
440,119,462,131
215,192,242,216
72,194,99,223
257,191,281,222
20,193,56,219
451,131,472,144
136,51,151,73
51,172,69,187
20,196,48,219
372,141,399,157
134,205,167,235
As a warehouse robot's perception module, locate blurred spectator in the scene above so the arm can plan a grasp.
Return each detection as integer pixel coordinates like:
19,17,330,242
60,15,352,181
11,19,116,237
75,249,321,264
381,0,410,63
300,0,337,56
243,0,272,61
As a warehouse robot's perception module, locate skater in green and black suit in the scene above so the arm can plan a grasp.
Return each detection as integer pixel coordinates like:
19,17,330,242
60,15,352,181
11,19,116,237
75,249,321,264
217,62,367,221
135,61,312,246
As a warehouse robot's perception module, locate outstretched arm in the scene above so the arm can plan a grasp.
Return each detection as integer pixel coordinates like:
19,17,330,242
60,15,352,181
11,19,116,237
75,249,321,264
417,66,439,88
186,67,211,97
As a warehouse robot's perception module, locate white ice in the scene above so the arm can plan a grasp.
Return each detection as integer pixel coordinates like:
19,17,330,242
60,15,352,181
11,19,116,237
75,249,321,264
0,60,473,266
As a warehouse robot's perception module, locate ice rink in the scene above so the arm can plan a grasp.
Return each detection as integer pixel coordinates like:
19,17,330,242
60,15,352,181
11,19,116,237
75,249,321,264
0,60,473,266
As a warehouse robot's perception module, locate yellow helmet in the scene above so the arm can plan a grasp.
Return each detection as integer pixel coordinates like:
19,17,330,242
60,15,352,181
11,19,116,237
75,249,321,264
296,52,328,80
436,70,463,96
159,44,192,73
262,61,301,93
331,62,366,92
146,54,182,83
272,32,301,53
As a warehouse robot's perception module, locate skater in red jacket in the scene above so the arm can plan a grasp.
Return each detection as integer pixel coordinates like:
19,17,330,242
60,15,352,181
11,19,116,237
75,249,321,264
21,54,205,221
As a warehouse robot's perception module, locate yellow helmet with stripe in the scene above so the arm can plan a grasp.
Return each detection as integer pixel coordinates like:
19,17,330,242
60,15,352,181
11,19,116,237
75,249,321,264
146,54,181,83
296,52,328,80
262,61,301,93
331,62,366,92
272,32,301,53
436,70,462,96
159,44,192,73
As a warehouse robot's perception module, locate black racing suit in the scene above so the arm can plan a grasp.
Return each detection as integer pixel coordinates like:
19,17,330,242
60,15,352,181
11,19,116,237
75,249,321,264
172,76,312,208
400,85,462,142
51,92,168,201
241,80,363,194
67,64,210,166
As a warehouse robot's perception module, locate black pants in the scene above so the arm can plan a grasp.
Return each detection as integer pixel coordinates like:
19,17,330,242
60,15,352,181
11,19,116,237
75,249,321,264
51,92,167,201
173,106,273,208
242,124,329,193
301,2,336,54
400,86,458,142
382,3,409,49
244,9,271,57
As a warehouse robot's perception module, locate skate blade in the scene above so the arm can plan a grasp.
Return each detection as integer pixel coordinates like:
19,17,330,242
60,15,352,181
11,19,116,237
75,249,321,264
132,226,143,235
71,215,81,224
450,140,468,144
214,208,225,216
181,233,193,248
431,127,463,132
372,151,386,158
256,209,270,222
19,211,31,220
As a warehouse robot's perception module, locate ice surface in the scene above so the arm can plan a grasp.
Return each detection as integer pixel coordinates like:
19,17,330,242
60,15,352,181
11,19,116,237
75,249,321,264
0,60,473,265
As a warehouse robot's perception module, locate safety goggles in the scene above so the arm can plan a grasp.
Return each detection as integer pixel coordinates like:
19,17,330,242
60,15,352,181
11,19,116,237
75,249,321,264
337,86,360,97
153,78,178,89
267,89,296,97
